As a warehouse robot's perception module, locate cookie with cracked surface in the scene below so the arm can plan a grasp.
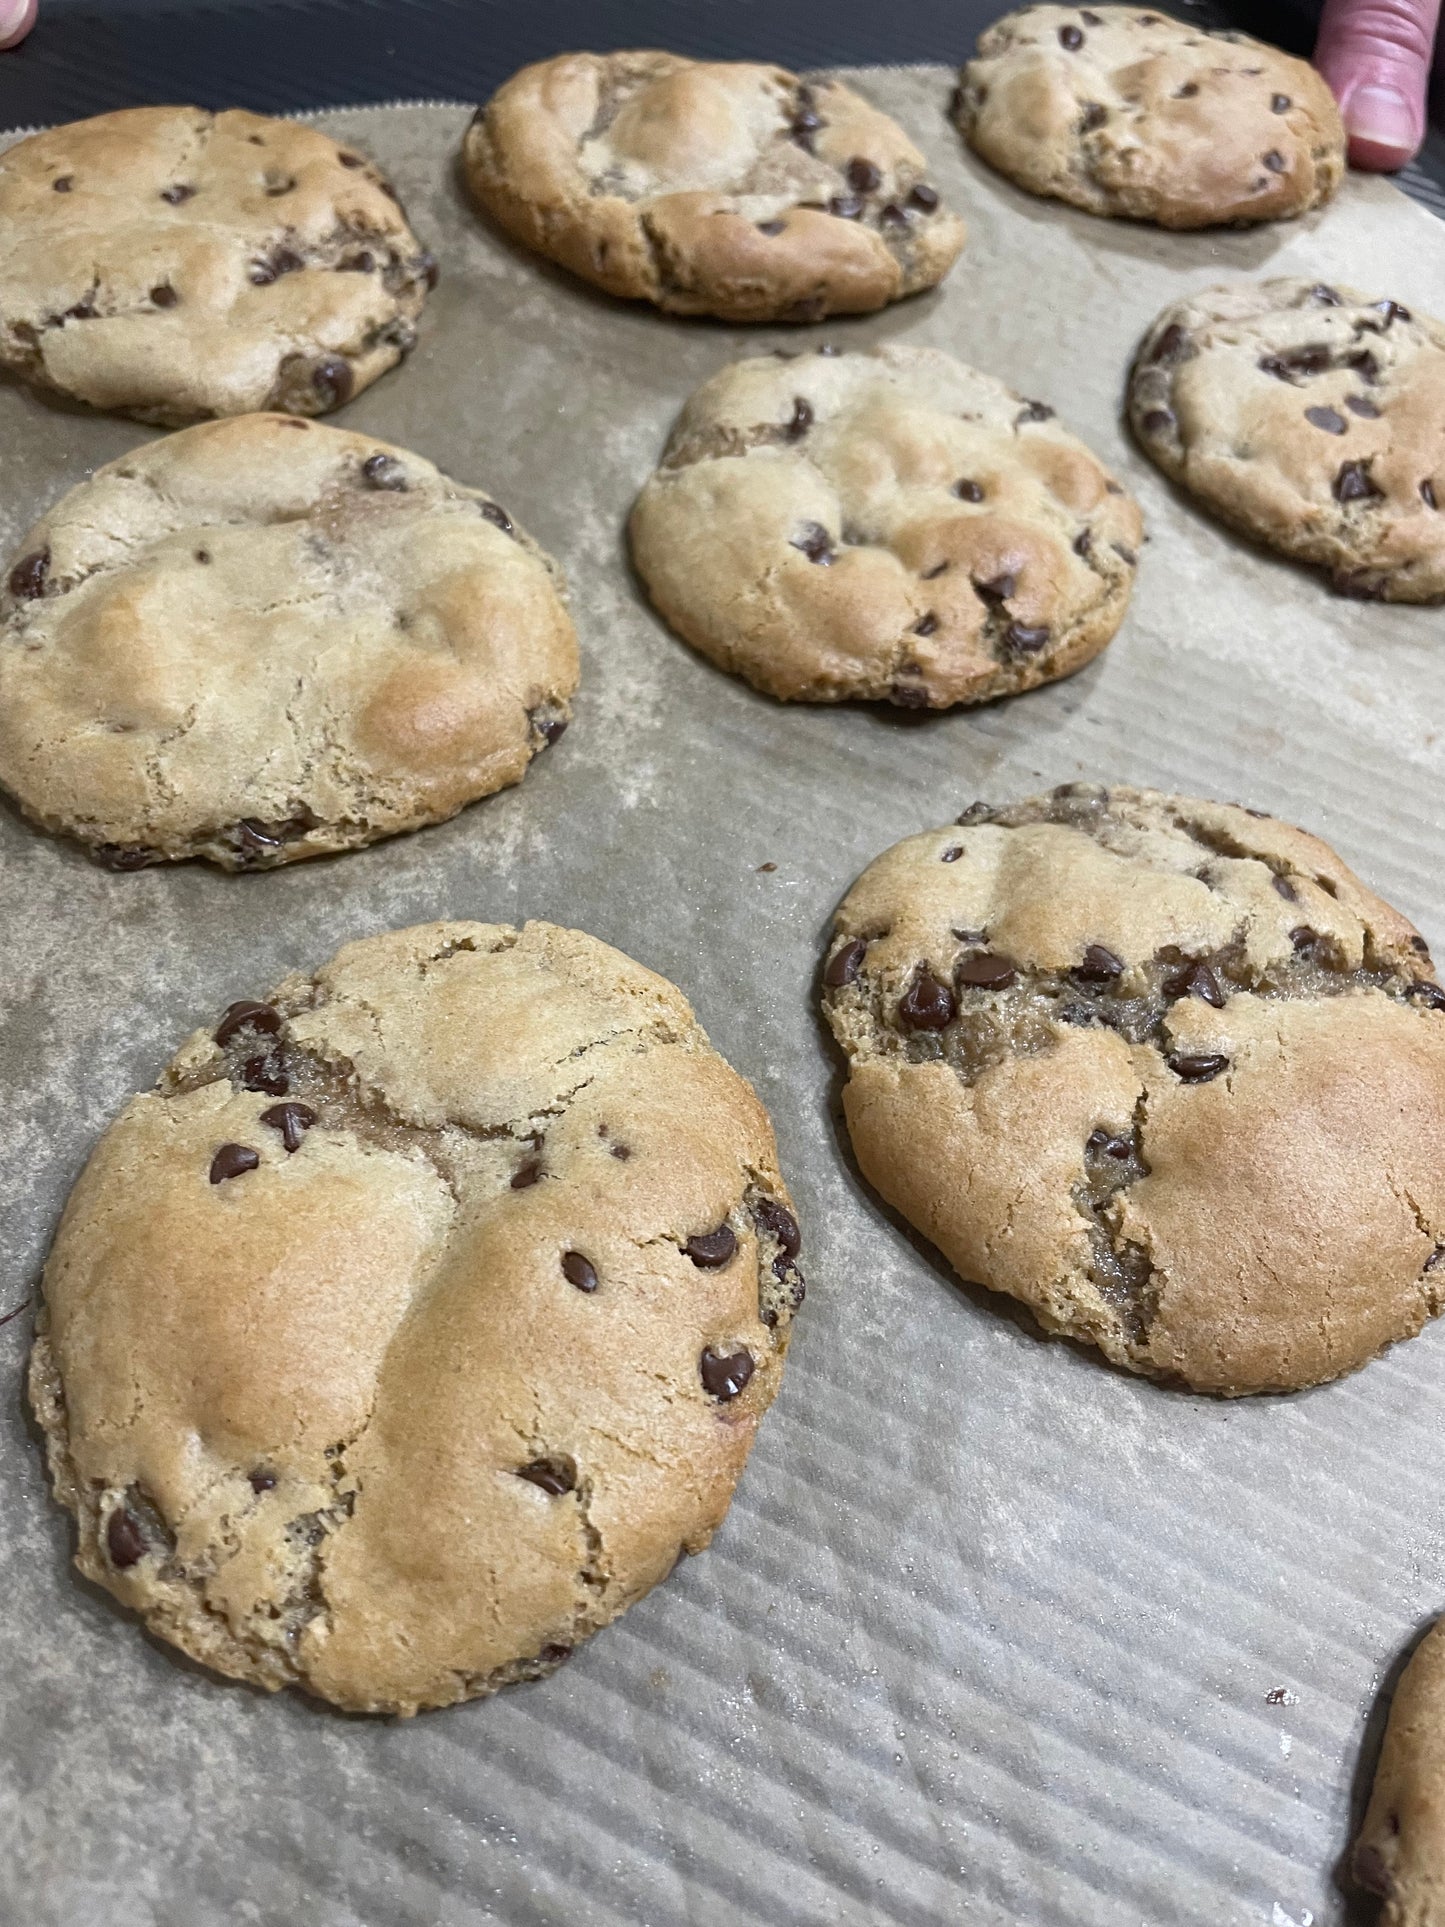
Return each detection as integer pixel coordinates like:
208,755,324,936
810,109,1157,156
29,919,804,1716
0,415,578,870
462,52,964,322
0,106,435,425
1130,278,1445,602
1354,1617,1445,1923
629,343,1141,707
822,784,1445,1395
953,6,1344,228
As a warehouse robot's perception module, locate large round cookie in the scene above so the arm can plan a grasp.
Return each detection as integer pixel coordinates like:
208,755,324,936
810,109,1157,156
0,415,578,870
29,920,804,1716
954,6,1344,228
630,343,1141,707
463,52,965,322
822,784,1445,1395
0,107,435,425
1130,278,1445,602
1354,1617,1445,1922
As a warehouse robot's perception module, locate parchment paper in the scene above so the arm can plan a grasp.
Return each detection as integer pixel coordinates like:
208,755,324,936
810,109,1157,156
2,75,1445,1927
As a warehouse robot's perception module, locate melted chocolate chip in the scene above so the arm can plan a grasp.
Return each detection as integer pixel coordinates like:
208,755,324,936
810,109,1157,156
1409,981,1445,1012
1346,395,1380,418
1262,150,1287,172
8,548,49,600
846,156,883,194
1310,284,1343,305
1154,322,1189,363
1259,344,1332,381
611,1141,631,1159
976,572,1015,603
52,175,73,193
1424,480,1439,510
825,937,867,988
1174,82,1199,98
1353,1841,1394,1899
1112,543,1137,566
754,1197,801,1259
791,522,834,565
1168,1053,1229,1083
1375,299,1411,326
1271,93,1291,112
160,183,194,204
241,1056,288,1096
248,1469,277,1493
1087,1129,1133,1161
1142,408,1174,434
481,501,514,534
106,1506,147,1568
339,152,365,168
210,1142,260,1184
1059,22,1084,47
416,252,440,290
955,479,985,502
913,612,939,637
1073,528,1093,557
956,952,1017,990
1074,944,1124,984
700,1347,755,1400
900,968,957,1028
511,1158,543,1189
339,251,375,272
686,1224,738,1268
517,1458,575,1496
95,843,156,871
249,248,303,285
908,183,939,212
532,711,568,745
1165,960,1225,1007
879,202,909,226
214,1000,282,1047
151,284,179,308
1080,8,1102,20
312,356,353,408
1305,405,1347,434
1003,623,1051,655
891,680,930,710
757,218,786,236
1081,102,1109,131
362,451,407,490
561,1250,599,1293
1335,460,1383,503
260,1101,315,1152
827,194,864,219
1017,400,1054,424
786,396,813,440
790,89,823,148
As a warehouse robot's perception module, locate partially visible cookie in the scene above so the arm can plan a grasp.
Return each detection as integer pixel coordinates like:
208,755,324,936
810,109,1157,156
954,6,1344,228
1130,278,1445,601
463,52,964,321
630,343,1140,707
822,784,1445,1395
0,415,578,869
0,107,435,424
29,919,804,1715
1355,1617,1445,1924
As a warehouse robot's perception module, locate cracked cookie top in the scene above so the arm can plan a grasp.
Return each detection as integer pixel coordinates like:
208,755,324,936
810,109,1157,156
0,414,579,870
629,343,1141,708
1130,278,1445,602
953,6,1344,229
823,784,1445,1394
462,52,965,322
0,107,436,425
29,920,803,1715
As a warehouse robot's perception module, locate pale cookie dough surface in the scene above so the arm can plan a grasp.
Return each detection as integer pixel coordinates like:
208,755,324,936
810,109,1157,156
1356,1617,1445,1926
822,784,1445,1396
463,52,965,322
28,920,804,1717
0,414,579,870
954,5,1344,228
0,106,435,425
630,342,1141,708
1130,277,1445,602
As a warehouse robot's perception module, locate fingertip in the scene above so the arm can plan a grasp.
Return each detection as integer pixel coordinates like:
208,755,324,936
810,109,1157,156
1347,129,1419,171
0,0,36,49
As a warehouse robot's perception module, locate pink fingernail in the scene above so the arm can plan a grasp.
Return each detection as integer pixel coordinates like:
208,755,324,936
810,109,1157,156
0,0,29,41
1343,83,1419,152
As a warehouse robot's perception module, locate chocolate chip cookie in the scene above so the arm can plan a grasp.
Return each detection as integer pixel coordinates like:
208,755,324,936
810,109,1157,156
1130,278,1445,601
0,107,435,424
0,415,578,870
1354,1618,1445,1923
823,784,1445,1395
29,919,804,1715
954,6,1344,228
630,343,1141,707
463,52,965,322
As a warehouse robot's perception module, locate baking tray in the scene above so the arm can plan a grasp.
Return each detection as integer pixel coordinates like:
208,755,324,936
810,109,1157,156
2,75,1444,1927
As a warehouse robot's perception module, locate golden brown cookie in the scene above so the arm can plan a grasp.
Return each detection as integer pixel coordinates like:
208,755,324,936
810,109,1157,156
29,920,804,1716
630,343,1140,707
1130,278,1445,602
953,6,1344,228
1355,1618,1445,1924
0,107,435,425
463,52,965,321
822,784,1445,1395
0,415,578,870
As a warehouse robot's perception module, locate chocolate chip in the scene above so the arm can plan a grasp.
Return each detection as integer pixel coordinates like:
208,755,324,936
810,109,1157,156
215,1000,282,1047
65,296,98,321
249,248,303,285
339,251,375,272
95,843,156,871
755,1196,802,1259
1168,1053,1229,1082
791,522,833,565
686,1224,737,1268
976,572,1015,602
511,1158,543,1189
913,612,938,637
1017,400,1054,424
1335,460,1382,503
8,548,49,600
1409,981,1445,1012
900,968,957,1028
1059,23,1084,47
160,183,194,204
241,1056,288,1096
1086,1129,1132,1160
1259,344,1333,381
1424,480,1439,509
1075,944,1124,984
1271,93,1291,112
538,1642,573,1664
922,561,950,579
700,1347,755,1400
561,1251,599,1293
481,501,514,534
908,183,939,212
53,175,73,193
415,251,440,290
1353,1840,1394,1899
235,819,288,853
1305,405,1347,435
312,356,353,408
1080,7,1102,20
757,218,786,236
248,1469,277,1493
957,801,994,825
1112,542,1137,565
1310,284,1342,305
825,937,867,988
1003,624,1051,655
532,710,567,745
151,284,179,308
210,1143,260,1184
846,157,882,194
260,1101,315,1152
1165,960,1225,1006
879,202,909,227
1081,102,1109,130
106,1506,147,1568
891,681,930,710
265,175,297,197
956,952,1017,990
786,397,813,440
1154,322,1189,363
1375,299,1411,326
1268,875,1296,904
827,194,863,219
361,452,407,491
790,90,823,147
1261,150,1287,173
611,1142,631,1159
1174,82,1199,98
517,1458,575,1496
1427,1244,1445,1270
1346,395,1380,418
1142,408,1174,434
1346,349,1379,382
955,479,985,502
339,151,365,168
1073,528,1093,556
